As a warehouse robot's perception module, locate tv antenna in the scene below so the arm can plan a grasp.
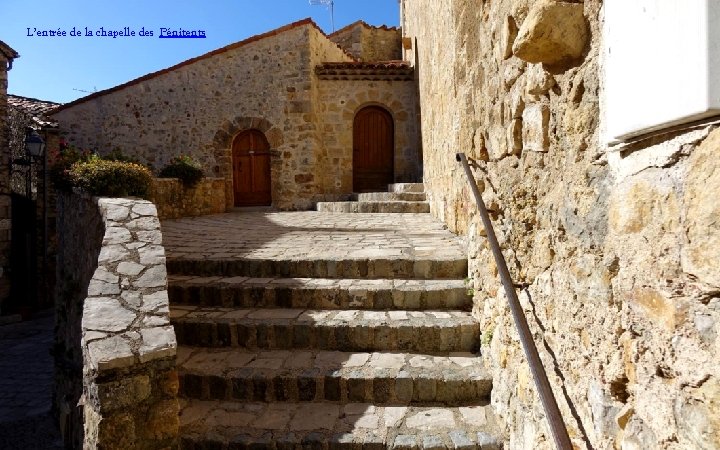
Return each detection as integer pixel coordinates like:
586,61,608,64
73,87,98,94
309,0,335,32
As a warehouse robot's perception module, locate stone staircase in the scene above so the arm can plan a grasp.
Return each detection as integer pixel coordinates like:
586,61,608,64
316,183,430,213
163,192,503,449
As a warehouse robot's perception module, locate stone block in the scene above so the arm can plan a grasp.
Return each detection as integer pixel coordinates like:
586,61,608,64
522,103,549,152
627,287,686,332
98,412,136,449
499,16,519,61
135,265,168,288
82,298,137,332
392,435,416,449
512,0,588,66
682,128,720,286
139,326,177,363
97,375,151,412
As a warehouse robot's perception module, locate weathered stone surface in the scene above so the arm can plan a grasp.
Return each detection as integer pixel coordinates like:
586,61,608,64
83,297,136,332
117,261,145,276
406,409,455,430
103,226,132,245
401,0,717,448
97,375,152,412
676,376,720,449
499,15,518,61
139,326,177,363
55,193,177,450
681,128,720,287
86,334,135,371
135,265,167,288
522,103,549,152
150,178,226,220
104,205,130,222
512,0,588,66
525,64,555,97
139,245,166,265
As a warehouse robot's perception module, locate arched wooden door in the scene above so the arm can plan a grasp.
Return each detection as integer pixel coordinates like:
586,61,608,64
232,129,271,206
353,106,394,192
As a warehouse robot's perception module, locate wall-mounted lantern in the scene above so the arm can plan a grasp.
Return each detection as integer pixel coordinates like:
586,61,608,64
24,129,45,158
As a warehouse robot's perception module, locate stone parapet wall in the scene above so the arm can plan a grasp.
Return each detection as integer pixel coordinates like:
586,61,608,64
403,0,719,449
55,192,177,449
150,177,226,220
330,23,402,62
361,26,402,62
329,25,363,60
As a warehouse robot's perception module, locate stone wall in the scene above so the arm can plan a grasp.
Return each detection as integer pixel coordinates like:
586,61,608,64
330,24,364,60
403,0,719,449
330,22,402,62
52,21,356,210
55,192,177,449
361,26,402,62
316,78,420,191
150,177,226,220
0,51,12,313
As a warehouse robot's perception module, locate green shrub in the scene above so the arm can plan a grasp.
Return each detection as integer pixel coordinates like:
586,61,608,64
50,143,89,191
104,148,143,165
158,155,204,188
69,156,152,198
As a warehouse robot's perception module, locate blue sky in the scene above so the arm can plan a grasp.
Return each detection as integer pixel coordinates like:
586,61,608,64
3,0,400,104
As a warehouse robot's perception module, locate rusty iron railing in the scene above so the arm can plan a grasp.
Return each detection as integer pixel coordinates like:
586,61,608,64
456,152,573,450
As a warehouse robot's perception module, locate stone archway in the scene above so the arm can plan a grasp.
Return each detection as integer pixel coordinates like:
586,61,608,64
353,105,395,192
211,117,283,208
231,129,271,206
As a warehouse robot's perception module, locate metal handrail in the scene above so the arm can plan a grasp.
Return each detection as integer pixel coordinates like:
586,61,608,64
456,152,573,450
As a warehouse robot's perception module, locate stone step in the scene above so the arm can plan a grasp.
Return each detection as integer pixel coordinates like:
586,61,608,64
179,400,503,450
168,276,472,311
166,255,467,280
176,347,491,406
316,201,430,214
388,183,425,193
352,192,427,202
171,307,479,353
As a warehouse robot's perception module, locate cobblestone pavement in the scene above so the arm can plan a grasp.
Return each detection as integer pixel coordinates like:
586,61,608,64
0,310,63,449
161,211,466,262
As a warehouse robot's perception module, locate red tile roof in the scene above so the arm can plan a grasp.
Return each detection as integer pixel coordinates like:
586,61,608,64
315,61,413,81
8,94,60,127
51,18,354,114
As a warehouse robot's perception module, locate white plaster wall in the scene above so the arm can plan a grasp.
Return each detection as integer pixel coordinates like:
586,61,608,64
604,0,720,142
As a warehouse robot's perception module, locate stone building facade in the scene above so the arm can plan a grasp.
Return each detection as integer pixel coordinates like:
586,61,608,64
0,41,19,314
329,21,403,62
402,0,719,449
51,19,419,210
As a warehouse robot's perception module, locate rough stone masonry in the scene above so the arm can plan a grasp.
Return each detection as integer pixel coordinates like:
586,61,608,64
402,0,719,449
55,192,177,449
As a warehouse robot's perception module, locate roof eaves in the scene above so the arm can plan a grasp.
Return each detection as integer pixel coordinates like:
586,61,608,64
0,40,19,60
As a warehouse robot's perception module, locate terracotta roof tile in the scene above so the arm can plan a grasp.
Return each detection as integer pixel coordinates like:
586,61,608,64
8,94,61,127
315,61,413,81
317,61,410,70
